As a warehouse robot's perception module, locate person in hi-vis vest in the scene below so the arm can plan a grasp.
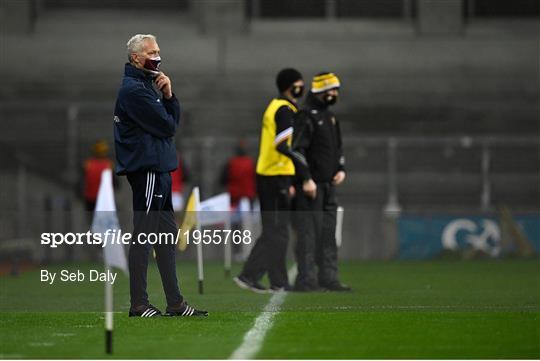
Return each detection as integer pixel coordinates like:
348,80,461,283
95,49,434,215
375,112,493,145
234,68,311,293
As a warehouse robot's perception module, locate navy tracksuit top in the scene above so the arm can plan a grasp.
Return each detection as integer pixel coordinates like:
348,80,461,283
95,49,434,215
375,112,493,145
114,63,180,175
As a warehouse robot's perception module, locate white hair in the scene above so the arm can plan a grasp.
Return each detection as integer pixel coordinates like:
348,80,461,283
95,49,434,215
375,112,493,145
126,34,156,62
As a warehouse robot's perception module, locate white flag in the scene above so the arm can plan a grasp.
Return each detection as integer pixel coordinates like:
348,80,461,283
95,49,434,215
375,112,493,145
91,169,128,274
199,193,231,227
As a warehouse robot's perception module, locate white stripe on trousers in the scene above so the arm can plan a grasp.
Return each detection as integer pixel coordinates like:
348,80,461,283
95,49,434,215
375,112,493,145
146,172,155,214
145,172,150,203
147,172,152,207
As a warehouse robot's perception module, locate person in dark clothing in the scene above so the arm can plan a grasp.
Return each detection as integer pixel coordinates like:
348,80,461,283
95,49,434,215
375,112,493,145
292,72,351,292
114,34,207,317
233,68,310,293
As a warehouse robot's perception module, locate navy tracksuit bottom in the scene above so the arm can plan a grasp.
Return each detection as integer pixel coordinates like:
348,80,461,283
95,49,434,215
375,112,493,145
126,171,183,309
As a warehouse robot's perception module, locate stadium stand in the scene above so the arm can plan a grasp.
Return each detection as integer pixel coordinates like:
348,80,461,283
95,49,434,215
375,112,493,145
0,0,538,260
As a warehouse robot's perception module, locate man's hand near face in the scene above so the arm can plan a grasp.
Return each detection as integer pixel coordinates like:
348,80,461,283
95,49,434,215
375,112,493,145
155,73,173,99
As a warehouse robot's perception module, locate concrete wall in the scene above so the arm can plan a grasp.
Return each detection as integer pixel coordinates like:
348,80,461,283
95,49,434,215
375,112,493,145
0,8,538,261
1,11,537,138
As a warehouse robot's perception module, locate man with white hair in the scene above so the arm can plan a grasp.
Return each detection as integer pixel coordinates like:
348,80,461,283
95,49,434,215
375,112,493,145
114,34,207,317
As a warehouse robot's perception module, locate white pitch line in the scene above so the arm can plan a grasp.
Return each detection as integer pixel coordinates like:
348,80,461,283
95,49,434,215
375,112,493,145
52,332,76,337
229,266,297,360
28,342,54,347
0,354,24,358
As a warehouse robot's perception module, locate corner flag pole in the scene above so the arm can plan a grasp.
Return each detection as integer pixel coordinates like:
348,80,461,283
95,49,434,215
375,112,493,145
105,266,113,354
197,236,204,294
194,188,204,294
336,206,344,248
93,170,128,356
224,210,232,278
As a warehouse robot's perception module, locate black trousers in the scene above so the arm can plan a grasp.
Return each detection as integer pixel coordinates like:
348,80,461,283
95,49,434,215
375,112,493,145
127,171,183,309
293,182,339,288
240,175,292,288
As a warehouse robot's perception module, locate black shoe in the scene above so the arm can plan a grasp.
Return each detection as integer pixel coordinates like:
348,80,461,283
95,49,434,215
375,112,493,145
234,275,268,294
128,304,162,318
269,284,292,293
293,283,321,292
164,301,208,317
322,282,352,292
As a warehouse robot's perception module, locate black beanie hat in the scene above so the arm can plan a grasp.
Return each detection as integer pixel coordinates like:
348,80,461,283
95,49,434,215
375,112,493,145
276,68,303,93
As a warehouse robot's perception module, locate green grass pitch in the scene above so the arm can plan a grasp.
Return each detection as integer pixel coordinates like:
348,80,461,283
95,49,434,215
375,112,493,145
1,259,539,359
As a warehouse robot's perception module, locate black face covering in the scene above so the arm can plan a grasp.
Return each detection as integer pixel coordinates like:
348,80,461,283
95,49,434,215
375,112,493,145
143,56,161,72
292,85,305,98
138,56,162,77
324,93,337,105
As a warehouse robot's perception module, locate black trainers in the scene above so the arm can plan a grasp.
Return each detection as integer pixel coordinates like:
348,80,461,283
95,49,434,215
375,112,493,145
164,301,208,317
293,283,321,292
269,284,292,293
128,304,162,317
233,275,268,294
322,282,352,292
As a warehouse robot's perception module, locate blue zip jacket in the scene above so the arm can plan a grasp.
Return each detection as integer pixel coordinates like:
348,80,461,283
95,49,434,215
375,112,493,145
114,63,180,175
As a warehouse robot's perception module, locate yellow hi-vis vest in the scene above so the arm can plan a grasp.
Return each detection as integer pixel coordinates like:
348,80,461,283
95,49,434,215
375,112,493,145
256,98,297,176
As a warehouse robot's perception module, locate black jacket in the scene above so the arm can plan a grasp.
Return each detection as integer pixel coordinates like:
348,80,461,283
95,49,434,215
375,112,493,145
113,63,180,175
273,96,311,180
292,93,345,183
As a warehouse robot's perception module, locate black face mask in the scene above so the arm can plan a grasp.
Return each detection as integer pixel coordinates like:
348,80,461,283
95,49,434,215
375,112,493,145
140,56,161,77
144,56,161,72
291,85,305,98
324,94,337,105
